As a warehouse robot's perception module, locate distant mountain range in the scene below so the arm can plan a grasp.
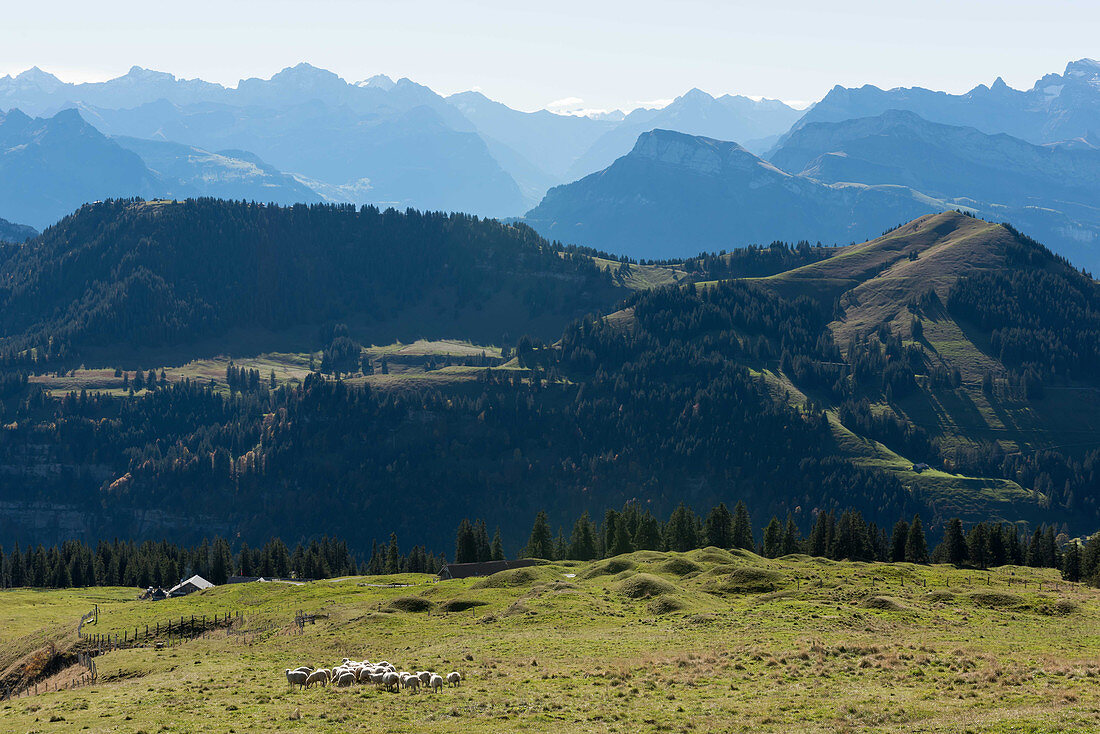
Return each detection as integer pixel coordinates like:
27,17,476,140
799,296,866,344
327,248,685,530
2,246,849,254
3,59,1100,267
562,89,803,180
525,103,1100,269
0,64,807,221
0,108,160,229
524,129,947,260
780,59,1100,147
0,108,323,229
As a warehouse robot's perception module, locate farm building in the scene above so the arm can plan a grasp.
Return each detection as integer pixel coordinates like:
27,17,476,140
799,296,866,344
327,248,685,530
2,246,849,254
167,574,214,597
438,559,539,580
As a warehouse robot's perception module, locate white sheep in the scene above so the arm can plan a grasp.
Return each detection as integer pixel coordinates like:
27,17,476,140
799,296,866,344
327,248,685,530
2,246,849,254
335,671,357,687
429,674,444,693
403,676,420,693
416,671,432,688
304,668,330,688
285,669,309,688
369,672,386,685
382,671,400,691
447,671,461,687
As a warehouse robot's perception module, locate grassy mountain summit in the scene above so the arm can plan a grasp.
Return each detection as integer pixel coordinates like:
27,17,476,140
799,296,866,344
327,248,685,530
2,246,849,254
768,110,1100,269
761,211,1011,339
743,212,1100,519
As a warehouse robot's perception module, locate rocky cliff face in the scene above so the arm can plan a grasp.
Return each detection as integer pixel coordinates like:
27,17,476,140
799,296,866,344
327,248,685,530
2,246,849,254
524,129,943,259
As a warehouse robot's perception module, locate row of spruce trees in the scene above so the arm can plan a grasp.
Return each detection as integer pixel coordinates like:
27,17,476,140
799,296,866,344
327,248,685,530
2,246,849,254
496,502,1100,585
0,536,434,590
5,506,1099,590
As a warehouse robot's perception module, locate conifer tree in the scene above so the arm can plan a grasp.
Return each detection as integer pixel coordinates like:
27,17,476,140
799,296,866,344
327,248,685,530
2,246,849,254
632,512,662,551
1082,532,1100,583
966,523,991,569
1061,541,1081,582
890,519,910,562
210,537,233,584
808,511,830,557
1042,526,1059,568
704,503,734,549
490,528,505,561
609,519,634,557
567,512,599,560
553,529,567,561
474,520,492,562
939,518,966,565
9,543,23,587
602,509,622,558
731,501,754,551
365,543,382,576
384,533,400,574
761,516,783,558
1026,527,1044,567
523,511,553,559
237,541,253,577
454,519,477,564
987,524,1007,566
666,503,699,552
905,515,928,564
782,513,800,555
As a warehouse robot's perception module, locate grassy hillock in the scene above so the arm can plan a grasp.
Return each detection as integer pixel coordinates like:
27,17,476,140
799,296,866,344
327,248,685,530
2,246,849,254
1,552,1097,732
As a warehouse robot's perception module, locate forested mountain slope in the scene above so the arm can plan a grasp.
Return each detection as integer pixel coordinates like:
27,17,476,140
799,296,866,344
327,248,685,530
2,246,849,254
0,199,622,362
752,212,1100,524
1,207,1097,554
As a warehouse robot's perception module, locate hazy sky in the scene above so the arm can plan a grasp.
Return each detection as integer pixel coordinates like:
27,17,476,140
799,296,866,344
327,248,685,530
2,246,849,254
1,0,1096,112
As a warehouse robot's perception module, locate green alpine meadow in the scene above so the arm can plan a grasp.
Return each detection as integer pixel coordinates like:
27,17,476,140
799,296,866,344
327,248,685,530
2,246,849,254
4,4,1100,731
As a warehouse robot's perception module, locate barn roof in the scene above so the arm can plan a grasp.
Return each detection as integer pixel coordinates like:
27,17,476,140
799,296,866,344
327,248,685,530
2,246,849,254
167,574,214,594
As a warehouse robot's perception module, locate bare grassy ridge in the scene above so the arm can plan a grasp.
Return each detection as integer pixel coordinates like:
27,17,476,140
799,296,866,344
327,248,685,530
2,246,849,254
1,552,1098,732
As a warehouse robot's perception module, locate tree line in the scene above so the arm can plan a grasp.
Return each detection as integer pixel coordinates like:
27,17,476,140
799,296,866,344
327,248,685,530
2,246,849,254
0,537,362,589
4,507,1097,590
499,501,1100,586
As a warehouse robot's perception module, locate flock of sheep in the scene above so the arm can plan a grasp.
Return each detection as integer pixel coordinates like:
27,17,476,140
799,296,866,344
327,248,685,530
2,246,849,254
284,659,461,694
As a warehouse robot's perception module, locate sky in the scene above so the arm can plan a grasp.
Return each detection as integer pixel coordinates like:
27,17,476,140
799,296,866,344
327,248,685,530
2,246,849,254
1,0,1096,113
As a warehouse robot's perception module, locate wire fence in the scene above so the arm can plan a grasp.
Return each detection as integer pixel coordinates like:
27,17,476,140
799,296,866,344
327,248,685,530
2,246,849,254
2,604,242,701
